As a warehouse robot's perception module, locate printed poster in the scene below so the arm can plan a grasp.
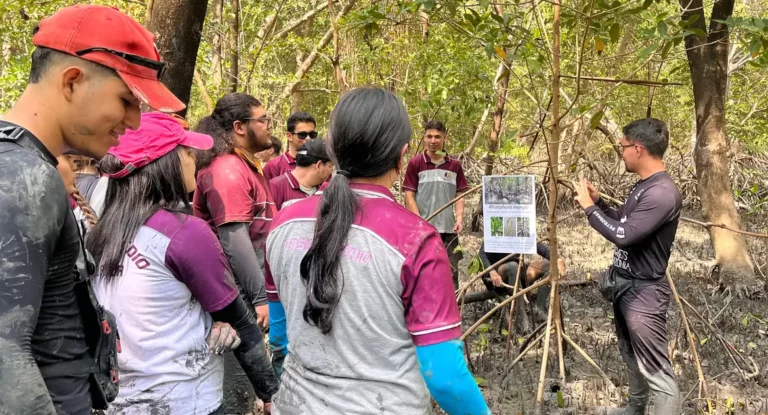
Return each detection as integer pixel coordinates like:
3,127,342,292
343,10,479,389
482,175,537,254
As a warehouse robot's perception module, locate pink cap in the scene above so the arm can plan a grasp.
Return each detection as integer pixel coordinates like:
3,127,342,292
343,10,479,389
108,112,213,178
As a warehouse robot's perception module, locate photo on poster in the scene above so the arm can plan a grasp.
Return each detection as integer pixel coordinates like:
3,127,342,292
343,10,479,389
483,176,535,205
516,217,531,237
490,216,503,236
482,175,537,254
503,217,517,237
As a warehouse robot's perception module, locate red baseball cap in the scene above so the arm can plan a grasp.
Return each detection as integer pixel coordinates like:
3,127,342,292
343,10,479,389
33,5,185,113
108,112,213,178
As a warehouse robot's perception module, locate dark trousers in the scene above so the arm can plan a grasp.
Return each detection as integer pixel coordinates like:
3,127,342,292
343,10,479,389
613,282,680,414
440,233,463,289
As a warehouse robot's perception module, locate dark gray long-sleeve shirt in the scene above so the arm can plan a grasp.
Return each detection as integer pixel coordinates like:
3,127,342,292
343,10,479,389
0,121,91,415
218,222,267,306
584,171,682,280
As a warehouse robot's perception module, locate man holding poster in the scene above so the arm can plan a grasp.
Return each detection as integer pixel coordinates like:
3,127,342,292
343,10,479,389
404,120,468,288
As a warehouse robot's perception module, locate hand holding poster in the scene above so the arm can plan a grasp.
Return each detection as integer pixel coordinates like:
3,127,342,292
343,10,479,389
482,175,537,254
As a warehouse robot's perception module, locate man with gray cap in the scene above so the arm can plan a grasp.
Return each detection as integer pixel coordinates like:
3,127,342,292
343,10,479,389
269,139,334,211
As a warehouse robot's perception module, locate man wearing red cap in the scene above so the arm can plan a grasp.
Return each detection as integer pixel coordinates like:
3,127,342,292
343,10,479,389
0,5,183,415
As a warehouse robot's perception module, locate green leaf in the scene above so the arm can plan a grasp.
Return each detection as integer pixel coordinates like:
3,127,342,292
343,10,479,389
474,376,486,385
452,244,463,253
609,23,621,43
491,12,505,25
743,314,750,326
477,323,492,333
755,18,765,30
661,41,673,59
638,44,658,59
689,28,707,37
557,391,565,408
501,329,509,336
751,183,759,194
684,14,700,27
749,37,762,55
748,342,758,349
527,58,542,73
590,110,605,129
368,9,386,19
484,42,495,59
657,21,668,37
468,256,483,276
700,337,708,345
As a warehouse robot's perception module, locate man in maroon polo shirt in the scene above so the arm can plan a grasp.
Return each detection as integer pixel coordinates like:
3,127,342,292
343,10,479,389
403,120,469,288
270,139,333,211
193,93,276,328
263,112,317,180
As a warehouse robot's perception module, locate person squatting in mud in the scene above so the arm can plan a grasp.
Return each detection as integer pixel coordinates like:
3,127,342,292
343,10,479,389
478,240,567,331
87,112,279,414
264,87,491,415
574,118,683,415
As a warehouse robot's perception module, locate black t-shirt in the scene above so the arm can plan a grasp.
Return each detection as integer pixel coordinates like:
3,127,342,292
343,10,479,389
585,171,682,280
0,120,91,415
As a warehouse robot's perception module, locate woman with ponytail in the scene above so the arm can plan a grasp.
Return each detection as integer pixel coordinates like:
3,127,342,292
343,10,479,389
57,155,98,229
264,87,490,415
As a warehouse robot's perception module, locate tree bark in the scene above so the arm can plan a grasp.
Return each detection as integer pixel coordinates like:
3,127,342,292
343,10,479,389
147,0,209,116
212,0,224,86
485,61,510,176
229,0,240,92
679,0,754,276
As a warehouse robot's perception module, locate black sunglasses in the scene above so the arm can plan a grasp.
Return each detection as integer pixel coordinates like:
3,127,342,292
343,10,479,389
294,131,318,139
76,47,166,80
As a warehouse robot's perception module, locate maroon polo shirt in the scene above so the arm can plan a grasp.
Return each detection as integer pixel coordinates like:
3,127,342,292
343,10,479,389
263,152,296,181
403,151,469,233
269,171,316,211
193,152,276,251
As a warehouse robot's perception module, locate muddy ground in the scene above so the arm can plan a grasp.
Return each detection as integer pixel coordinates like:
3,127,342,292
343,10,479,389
221,210,768,415
458,211,768,415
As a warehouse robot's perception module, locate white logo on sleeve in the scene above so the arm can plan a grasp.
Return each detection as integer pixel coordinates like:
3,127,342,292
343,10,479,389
617,227,625,239
620,216,627,223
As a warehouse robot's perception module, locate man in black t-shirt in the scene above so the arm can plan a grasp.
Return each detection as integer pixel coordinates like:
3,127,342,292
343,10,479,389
0,5,183,415
574,118,682,415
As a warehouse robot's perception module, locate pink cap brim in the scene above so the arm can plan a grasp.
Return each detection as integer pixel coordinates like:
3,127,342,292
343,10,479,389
180,130,214,151
119,71,186,113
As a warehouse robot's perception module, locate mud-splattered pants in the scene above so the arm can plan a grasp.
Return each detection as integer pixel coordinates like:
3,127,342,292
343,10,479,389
614,282,681,414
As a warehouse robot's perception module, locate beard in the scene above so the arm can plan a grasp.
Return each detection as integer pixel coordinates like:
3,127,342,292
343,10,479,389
247,126,270,152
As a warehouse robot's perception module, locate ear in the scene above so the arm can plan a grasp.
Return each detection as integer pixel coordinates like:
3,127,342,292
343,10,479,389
60,66,85,103
232,120,246,136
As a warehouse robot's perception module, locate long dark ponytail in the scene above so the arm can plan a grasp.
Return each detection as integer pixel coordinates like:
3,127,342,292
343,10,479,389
299,87,412,334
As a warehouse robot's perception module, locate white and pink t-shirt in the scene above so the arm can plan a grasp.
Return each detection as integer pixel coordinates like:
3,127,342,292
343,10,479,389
93,209,239,415
265,183,462,414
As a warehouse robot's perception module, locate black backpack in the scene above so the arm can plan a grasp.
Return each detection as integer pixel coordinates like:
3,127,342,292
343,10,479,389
0,124,120,410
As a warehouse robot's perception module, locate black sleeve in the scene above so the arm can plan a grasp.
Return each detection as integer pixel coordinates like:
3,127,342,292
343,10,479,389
585,186,676,248
0,155,64,415
478,244,493,270
536,242,550,260
210,296,279,402
218,222,267,306
595,197,623,221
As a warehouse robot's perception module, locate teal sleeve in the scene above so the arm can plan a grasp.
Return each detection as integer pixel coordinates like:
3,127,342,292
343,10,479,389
268,300,287,378
415,340,491,415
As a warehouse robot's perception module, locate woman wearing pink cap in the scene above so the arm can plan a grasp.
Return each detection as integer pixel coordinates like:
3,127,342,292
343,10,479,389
86,112,278,415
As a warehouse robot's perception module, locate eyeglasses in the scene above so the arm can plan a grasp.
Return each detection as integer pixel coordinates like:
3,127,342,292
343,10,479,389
76,47,166,79
618,143,643,153
293,131,318,139
243,116,272,128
